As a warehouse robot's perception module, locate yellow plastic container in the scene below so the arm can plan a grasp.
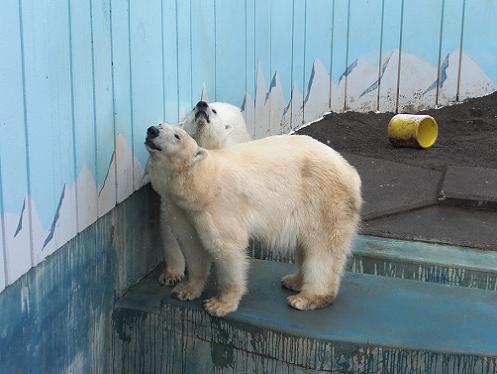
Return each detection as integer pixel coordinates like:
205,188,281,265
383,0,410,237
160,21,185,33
387,114,438,149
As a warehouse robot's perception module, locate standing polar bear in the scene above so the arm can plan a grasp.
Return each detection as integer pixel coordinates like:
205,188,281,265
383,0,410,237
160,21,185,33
148,100,251,286
182,100,251,149
145,124,362,317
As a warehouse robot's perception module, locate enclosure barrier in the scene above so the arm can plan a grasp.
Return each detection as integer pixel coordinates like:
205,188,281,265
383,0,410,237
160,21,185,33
0,0,496,372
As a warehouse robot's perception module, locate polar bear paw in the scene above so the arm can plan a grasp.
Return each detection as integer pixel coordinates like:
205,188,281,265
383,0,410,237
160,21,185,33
281,273,302,292
158,268,185,286
203,296,238,317
287,292,334,311
171,281,203,301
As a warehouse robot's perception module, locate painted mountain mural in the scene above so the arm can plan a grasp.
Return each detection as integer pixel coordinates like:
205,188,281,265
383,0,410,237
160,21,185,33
1,48,495,290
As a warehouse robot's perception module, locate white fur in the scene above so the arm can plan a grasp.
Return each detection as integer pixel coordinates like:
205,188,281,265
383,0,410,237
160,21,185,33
182,102,251,149
148,101,251,287
148,125,362,317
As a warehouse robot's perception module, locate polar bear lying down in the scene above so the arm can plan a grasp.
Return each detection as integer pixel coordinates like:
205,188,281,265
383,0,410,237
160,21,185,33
150,101,251,286
145,124,362,317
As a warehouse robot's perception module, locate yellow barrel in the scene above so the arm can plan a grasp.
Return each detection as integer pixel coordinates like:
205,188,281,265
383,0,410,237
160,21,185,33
387,114,438,149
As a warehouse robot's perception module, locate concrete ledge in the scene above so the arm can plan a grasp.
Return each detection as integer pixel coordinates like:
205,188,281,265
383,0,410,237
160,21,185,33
251,235,497,290
439,166,497,211
113,259,497,373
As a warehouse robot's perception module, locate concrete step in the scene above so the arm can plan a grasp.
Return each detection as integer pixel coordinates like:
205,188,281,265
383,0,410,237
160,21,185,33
251,235,497,290
113,259,497,373
438,166,497,211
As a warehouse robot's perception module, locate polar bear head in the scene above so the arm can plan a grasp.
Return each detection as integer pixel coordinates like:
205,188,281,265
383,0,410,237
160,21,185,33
145,124,206,169
181,100,239,149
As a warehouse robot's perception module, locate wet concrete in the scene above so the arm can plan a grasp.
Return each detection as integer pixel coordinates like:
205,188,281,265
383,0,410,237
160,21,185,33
113,259,497,373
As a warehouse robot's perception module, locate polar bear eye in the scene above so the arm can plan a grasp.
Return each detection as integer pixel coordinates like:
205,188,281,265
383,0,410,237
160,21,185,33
212,109,217,114
174,134,181,141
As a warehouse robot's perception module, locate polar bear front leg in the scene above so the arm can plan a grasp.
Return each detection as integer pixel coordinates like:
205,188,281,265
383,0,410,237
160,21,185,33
203,250,249,317
171,242,211,301
194,215,249,317
159,198,186,286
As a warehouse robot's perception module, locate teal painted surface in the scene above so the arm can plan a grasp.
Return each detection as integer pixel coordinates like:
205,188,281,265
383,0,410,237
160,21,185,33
0,186,162,373
1,0,496,291
113,260,497,373
252,235,497,290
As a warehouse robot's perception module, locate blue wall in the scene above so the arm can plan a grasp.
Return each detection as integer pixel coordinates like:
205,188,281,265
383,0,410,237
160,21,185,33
0,185,162,373
0,0,496,296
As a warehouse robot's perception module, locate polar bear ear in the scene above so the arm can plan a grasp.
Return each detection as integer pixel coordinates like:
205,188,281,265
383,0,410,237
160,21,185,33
224,124,233,133
192,147,207,164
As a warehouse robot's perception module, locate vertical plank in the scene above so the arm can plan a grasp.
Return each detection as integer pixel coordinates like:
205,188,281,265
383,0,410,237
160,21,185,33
215,0,246,108
436,0,464,105
21,0,77,261
129,0,163,190
345,0,382,112
398,0,441,112
289,0,306,128
191,0,216,104
269,0,293,134
253,0,271,138
0,0,33,282
376,0,403,112
303,0,332,122
459,0,497,101
176,0,193,119
70,0,98,230
163,0,179,122
111,0,134,203
91,0,117,215
0,151,7,291
329,0,349,113
244,0,256,136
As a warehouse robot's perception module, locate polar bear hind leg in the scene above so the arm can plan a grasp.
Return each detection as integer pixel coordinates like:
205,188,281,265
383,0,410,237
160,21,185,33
287,219,357,311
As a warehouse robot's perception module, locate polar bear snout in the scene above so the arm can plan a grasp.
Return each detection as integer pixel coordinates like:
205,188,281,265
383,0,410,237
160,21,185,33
147,126,159,139
145,126,162,151
194,101,210,124
196,100,208,109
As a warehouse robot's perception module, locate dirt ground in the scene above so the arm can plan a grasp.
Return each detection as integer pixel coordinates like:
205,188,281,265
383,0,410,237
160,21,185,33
297,91,497,171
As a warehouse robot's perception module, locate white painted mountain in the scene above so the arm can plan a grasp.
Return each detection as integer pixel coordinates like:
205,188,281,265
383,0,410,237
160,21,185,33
134,152,147,188
254,63,270,138
76,166,98,232
337,57,377,112
282,82,304,131
426,50,497,104
115,135,145,203
98,152,117,217
266,72,287,135
241,93,255,137
242,69,288,137
1,134,145,287
116,135,134,204
304,59,332,121
2,202,33,283
98,134,146,214
48,184,77,254
376,50,437,112
398,52,437,111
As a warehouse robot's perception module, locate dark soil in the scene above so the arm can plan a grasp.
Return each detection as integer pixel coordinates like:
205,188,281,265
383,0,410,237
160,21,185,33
297,91,497,171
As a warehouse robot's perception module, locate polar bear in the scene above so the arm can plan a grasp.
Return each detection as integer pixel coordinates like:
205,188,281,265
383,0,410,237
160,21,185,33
182,100,251,148
148,101,251,286
145,124,362,317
